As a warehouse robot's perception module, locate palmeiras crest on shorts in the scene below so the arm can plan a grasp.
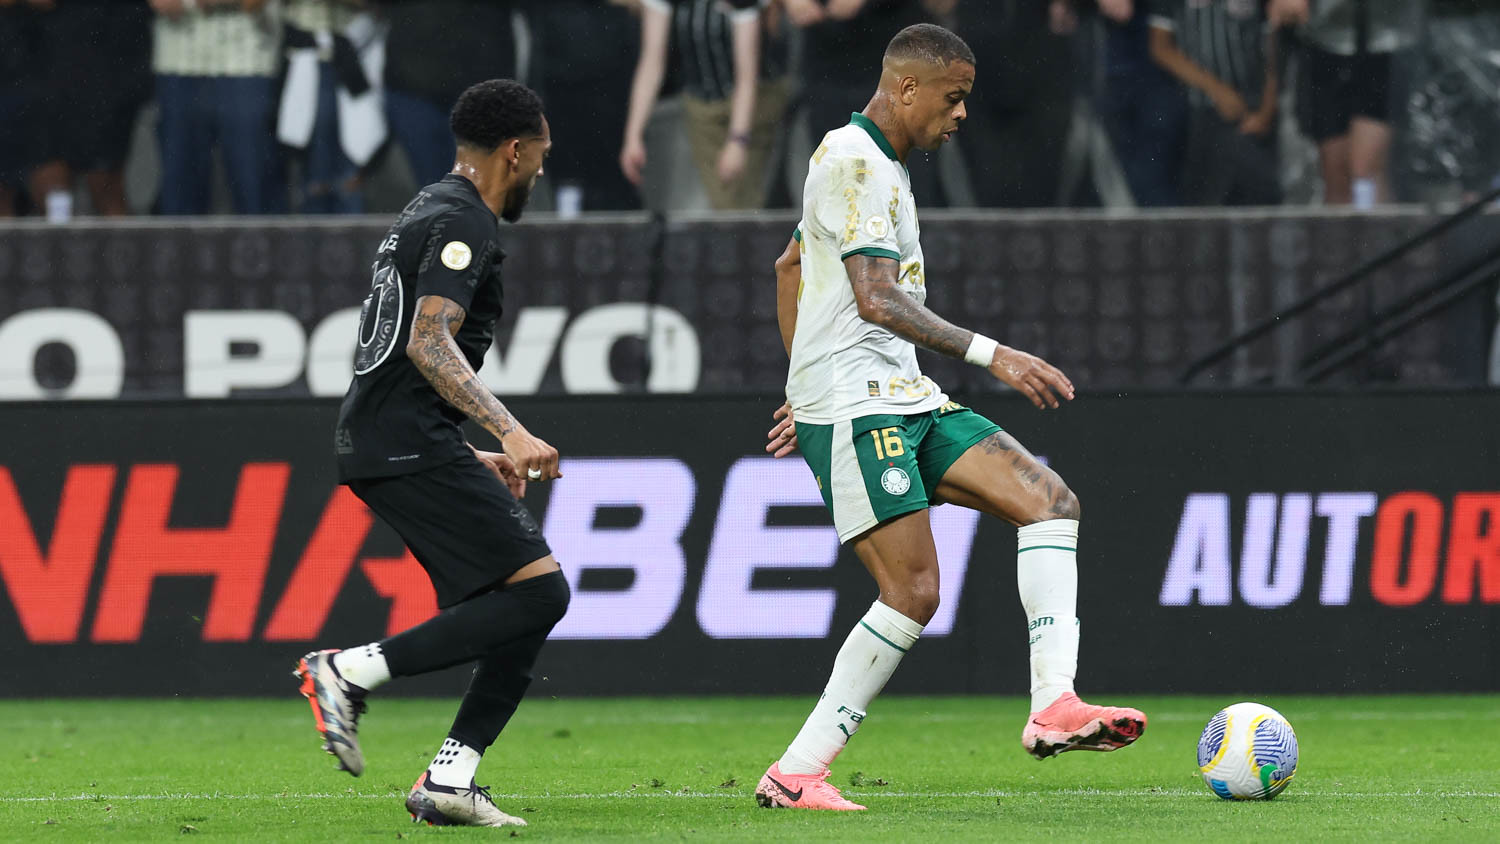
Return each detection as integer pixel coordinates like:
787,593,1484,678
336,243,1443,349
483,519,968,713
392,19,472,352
880,467,911,495
353,262,404,375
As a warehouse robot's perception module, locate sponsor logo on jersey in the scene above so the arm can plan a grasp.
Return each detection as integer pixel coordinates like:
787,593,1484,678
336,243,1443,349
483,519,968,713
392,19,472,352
440,241,472,270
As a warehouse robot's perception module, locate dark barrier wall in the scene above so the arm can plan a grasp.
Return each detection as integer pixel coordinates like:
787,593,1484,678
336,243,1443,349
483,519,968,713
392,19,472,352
2,392,1496,697
1,210,1491,400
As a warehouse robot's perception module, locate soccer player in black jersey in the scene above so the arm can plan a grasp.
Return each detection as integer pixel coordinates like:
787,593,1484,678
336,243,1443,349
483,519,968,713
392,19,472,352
294,79,568,829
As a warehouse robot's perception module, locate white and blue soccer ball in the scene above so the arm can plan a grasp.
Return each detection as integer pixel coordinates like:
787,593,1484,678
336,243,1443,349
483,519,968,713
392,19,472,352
1197,702,1298,800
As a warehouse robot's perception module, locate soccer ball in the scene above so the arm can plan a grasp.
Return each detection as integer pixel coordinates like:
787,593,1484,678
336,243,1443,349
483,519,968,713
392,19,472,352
1197,702,1298,800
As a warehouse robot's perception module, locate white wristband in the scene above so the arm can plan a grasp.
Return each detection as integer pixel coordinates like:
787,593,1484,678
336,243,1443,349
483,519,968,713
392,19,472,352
964,333,999,367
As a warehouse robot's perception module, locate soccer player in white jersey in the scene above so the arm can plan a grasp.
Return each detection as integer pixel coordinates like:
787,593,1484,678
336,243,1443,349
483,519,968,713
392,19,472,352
754,23,1146,812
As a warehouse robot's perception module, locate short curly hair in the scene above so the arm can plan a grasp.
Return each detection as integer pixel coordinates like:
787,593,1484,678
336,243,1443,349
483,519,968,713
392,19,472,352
449,79,546,152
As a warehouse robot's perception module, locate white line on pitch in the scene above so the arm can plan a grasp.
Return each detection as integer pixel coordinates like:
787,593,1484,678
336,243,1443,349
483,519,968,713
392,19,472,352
5,789,1498,804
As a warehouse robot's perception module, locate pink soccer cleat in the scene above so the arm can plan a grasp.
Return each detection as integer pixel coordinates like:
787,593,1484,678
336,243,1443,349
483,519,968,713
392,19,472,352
754,762,867,811
1022,691,1146,760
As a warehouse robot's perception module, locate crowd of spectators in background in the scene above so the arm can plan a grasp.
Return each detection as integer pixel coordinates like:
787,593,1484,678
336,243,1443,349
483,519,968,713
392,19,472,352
0,0,1468,219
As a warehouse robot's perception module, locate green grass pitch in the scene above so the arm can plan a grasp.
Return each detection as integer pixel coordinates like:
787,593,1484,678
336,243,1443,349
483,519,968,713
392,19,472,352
3,695,1497,841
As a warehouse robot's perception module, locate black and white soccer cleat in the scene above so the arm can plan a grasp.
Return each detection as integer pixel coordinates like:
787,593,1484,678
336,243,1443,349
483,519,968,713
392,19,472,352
406,771,527,827
294,649,368,777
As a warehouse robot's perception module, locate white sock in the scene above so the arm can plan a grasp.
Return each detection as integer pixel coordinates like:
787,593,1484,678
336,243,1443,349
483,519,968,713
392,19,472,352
427,737,482,788
332,643,390,692
778,601,923,775
1017,519,1080,713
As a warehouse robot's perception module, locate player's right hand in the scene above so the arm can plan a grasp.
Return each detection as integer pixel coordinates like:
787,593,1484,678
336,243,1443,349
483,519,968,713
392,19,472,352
475,449,529,498
987,345,1075,410
766,402,798,457
502,428,562,482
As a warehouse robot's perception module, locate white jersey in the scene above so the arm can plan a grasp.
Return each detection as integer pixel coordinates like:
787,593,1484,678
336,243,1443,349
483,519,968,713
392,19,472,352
786,113,947,424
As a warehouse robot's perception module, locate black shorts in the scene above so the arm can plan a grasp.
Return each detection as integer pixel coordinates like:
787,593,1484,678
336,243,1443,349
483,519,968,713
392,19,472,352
1181,107,1281,207
1298,45,1391,142
347,456,552,608
29,2,151,172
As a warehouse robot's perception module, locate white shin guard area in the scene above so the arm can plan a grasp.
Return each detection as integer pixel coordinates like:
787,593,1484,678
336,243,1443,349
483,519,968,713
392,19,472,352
1017,519,1080,712
777,601,924,775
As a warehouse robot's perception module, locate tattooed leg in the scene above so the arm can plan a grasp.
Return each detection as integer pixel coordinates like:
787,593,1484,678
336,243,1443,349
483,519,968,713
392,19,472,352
932,431,1079,526
937,433,1098,724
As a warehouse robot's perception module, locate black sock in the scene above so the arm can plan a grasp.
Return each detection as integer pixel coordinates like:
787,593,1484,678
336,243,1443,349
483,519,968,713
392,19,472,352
445,630,548,751
381,571,569,677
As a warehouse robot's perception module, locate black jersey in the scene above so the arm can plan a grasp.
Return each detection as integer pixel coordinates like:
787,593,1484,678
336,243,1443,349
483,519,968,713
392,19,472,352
335,174,505,481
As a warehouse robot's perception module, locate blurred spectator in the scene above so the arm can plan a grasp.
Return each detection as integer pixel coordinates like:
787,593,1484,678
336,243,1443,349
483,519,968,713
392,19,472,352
529,0,641,212
787,0,939,202
0,1,37,216
0,0,151,218
790,0,926,139
279,0,385,214
151,0,286,214
620,0,789,210
1061,0,1185,207
380,0,518,186
1270,0,1419,207
1407,7,1500,201
1148,0,1281,206
954,0,1078,208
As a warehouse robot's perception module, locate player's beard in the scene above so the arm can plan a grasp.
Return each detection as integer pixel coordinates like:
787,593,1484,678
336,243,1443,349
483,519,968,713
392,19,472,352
501,180,533,223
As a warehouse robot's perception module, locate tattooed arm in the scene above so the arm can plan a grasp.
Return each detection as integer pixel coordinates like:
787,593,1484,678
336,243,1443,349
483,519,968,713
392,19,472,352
407,294,561,480
846,253,973,357
845,254,1075,409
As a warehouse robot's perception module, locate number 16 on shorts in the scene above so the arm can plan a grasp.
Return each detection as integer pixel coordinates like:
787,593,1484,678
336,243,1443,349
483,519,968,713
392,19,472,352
868,426,904,460
864,426,915,498
795,415,931,543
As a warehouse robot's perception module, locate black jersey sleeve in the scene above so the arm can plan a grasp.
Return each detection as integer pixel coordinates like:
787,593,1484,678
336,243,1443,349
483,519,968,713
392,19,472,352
413,207,499,312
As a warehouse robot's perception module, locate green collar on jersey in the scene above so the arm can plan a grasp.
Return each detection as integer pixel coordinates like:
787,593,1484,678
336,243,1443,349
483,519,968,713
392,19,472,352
849,112,898,162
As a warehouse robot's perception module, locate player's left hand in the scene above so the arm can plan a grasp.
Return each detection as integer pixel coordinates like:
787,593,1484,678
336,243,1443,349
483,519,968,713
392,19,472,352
987,345,1076,410
766,402,798,458
474,449,529,498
